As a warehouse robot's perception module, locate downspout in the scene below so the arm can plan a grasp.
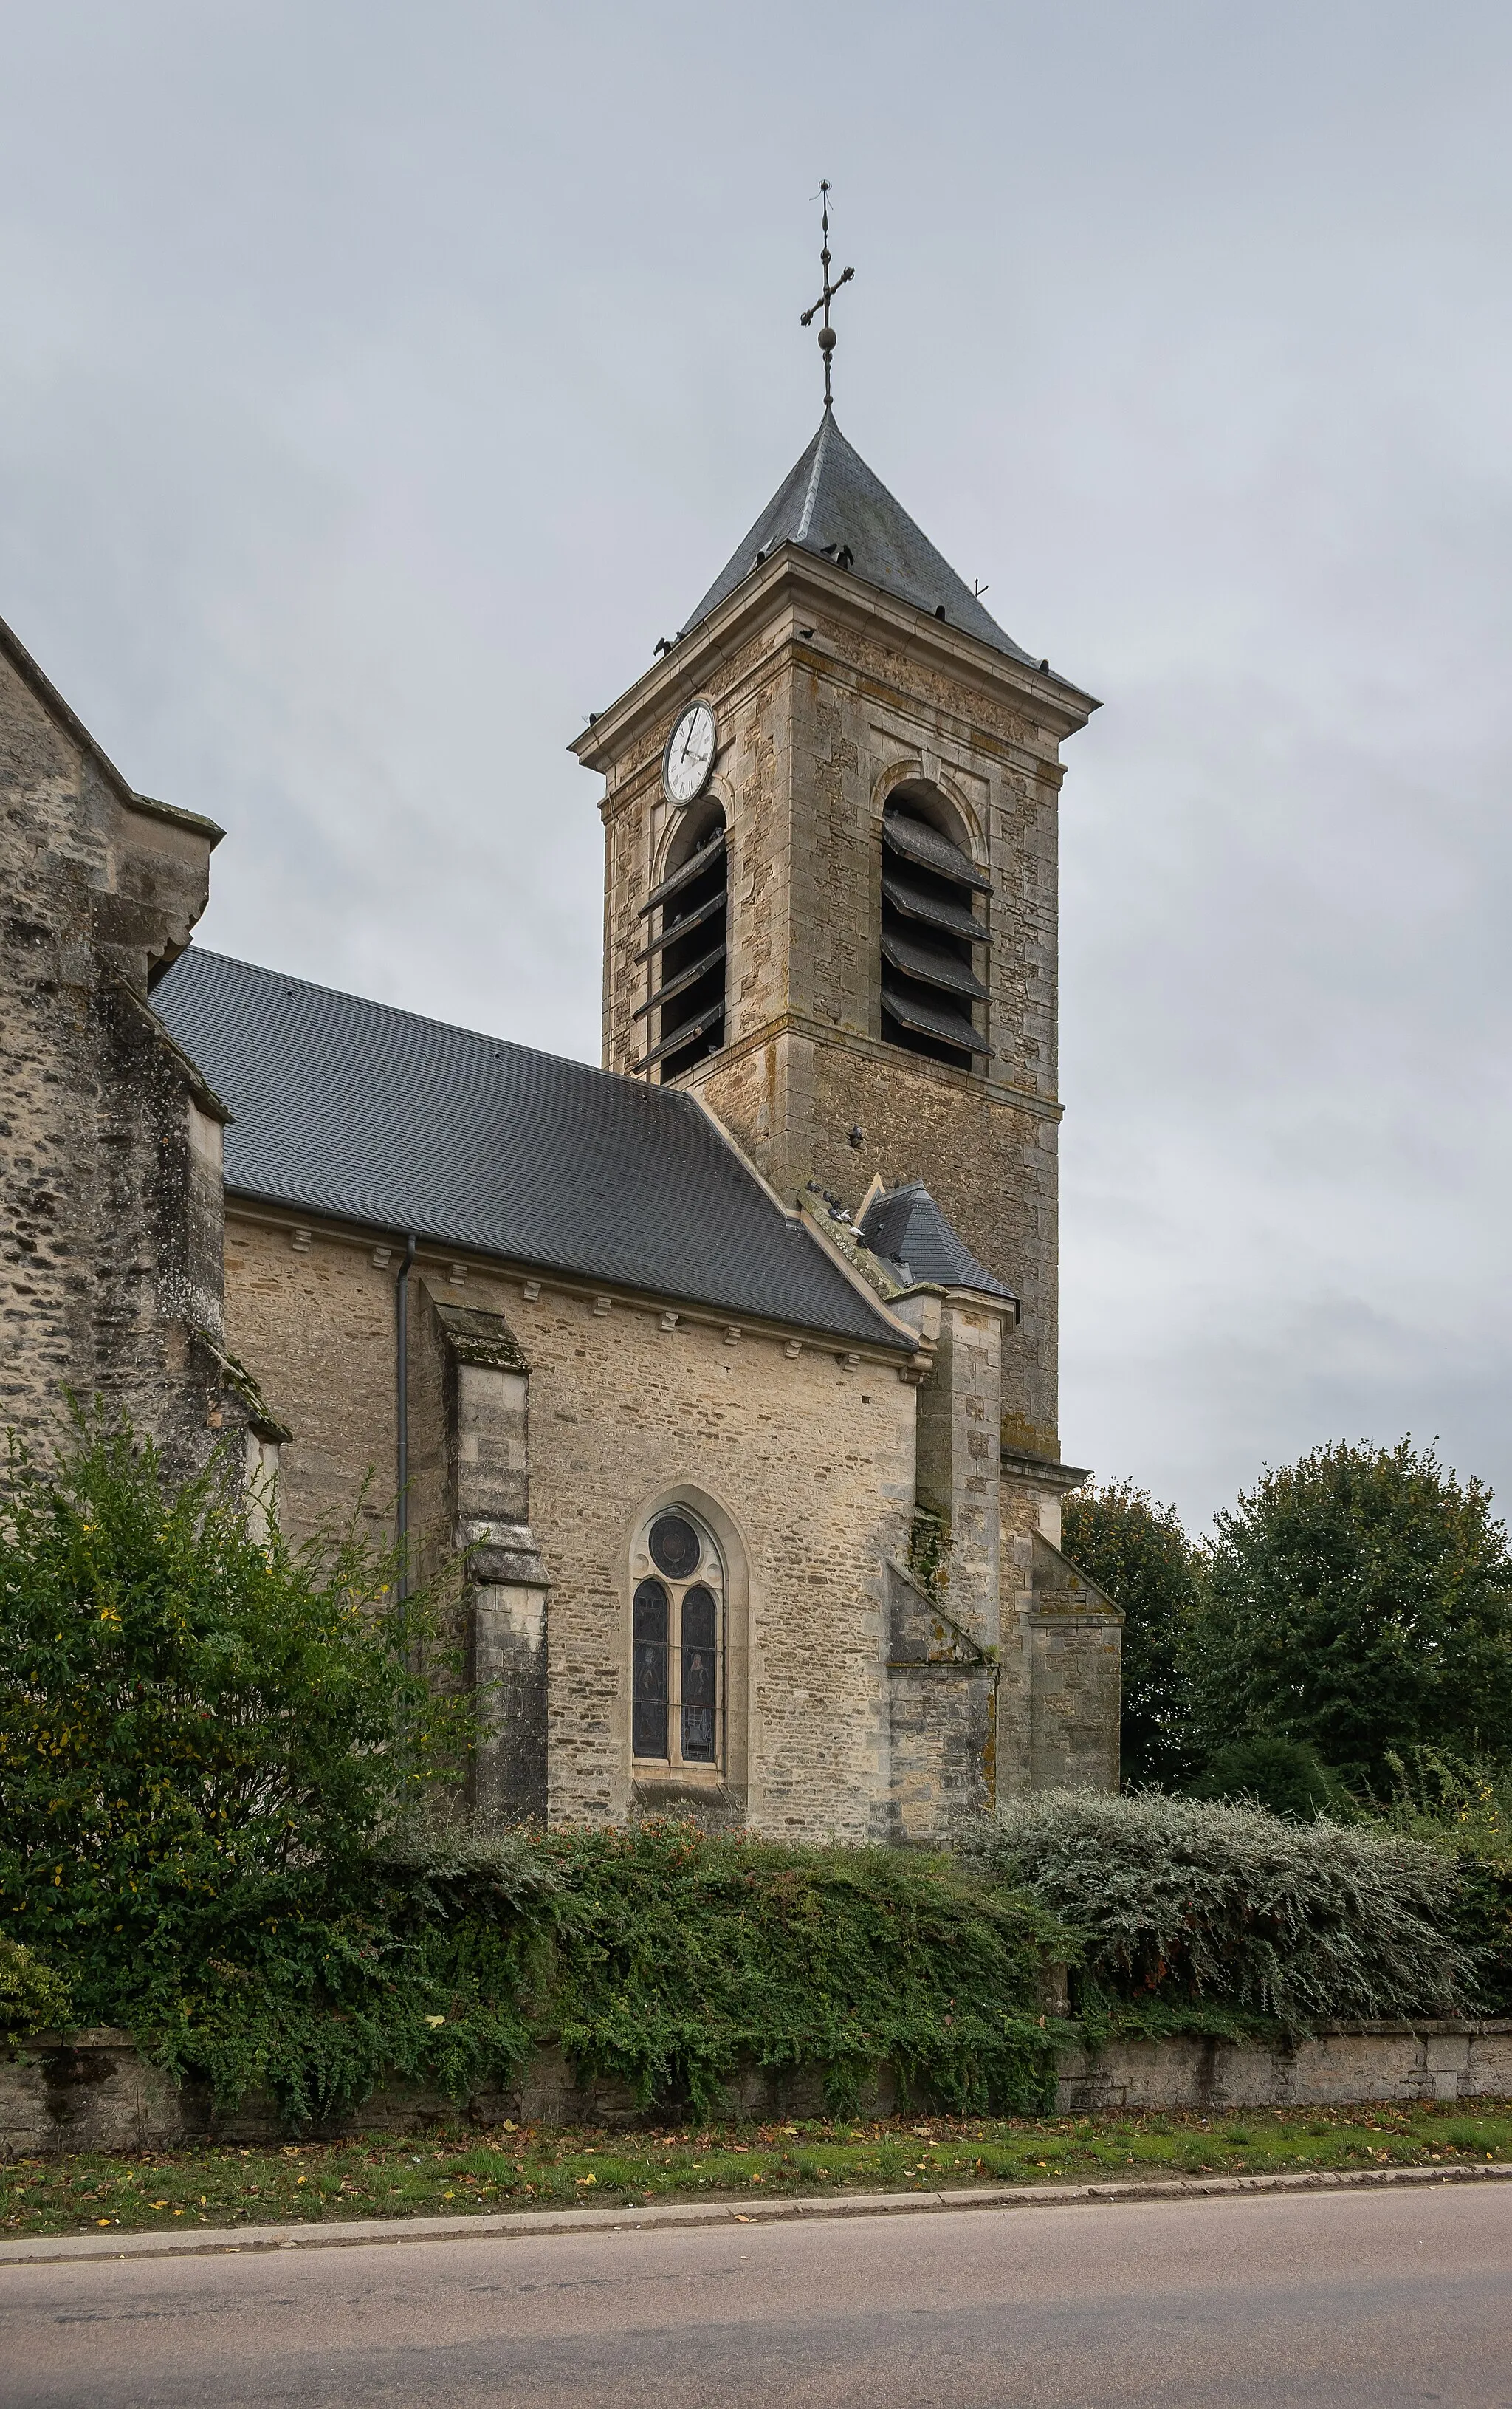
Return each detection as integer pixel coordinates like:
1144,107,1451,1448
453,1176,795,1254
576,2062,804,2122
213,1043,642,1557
394,1233,418,1596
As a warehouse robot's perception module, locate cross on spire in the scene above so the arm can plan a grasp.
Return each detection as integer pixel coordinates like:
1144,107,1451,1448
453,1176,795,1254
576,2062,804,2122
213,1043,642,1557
800,180,854,411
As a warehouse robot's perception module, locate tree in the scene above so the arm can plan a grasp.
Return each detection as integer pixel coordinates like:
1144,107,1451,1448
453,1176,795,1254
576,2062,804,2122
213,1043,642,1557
0,1415,471,2053
1060,1481,1203,1789
1189,1735,1344,1820
1186,1439,1512,1788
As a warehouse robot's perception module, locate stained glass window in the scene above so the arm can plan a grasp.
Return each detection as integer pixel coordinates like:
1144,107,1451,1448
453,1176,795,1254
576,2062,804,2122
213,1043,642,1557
631,1513,723,1769
681,1584,718,1761
632,1578,669,1761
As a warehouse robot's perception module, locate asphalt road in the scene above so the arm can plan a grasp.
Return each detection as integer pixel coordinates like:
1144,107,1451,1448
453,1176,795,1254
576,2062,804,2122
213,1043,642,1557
4,2184,1510,2409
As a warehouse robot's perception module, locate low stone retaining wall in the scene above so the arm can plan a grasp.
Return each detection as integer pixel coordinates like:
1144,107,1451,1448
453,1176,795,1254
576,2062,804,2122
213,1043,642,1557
0,2035,877,2159
4,2025,1509,2159
1055,2023,1512,2115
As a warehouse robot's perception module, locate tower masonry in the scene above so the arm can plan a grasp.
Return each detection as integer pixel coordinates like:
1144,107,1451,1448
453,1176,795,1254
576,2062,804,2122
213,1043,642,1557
574,411,1099,1467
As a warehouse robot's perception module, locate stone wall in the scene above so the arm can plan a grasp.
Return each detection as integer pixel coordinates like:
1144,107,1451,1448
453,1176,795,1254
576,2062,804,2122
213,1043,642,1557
8,2026,1508,2158
221,1206,918,1840
884,1558,997,1841
1056,2024,1512,2116
221,1213,397,1546
0,617,258,1481
998,1528,1122,1798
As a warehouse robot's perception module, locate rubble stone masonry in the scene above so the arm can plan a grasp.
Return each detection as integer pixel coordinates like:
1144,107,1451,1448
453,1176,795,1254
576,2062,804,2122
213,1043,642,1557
0,622,235,1480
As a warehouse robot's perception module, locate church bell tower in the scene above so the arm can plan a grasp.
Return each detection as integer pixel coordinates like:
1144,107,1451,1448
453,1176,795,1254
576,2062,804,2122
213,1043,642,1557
570,409,1097,1467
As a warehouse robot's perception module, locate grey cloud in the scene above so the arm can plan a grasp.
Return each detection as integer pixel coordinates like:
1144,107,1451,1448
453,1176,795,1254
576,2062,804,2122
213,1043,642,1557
2,0,1510,1524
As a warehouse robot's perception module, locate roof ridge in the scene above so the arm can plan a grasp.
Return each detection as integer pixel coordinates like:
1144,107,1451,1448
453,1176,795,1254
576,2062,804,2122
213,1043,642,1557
794,409,833,545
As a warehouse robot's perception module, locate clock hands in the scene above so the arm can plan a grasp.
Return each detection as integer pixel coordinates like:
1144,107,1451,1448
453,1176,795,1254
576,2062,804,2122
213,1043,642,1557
664,707,715,801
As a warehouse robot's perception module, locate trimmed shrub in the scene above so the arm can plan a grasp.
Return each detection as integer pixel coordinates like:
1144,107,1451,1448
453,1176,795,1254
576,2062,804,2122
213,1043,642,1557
968,1789,1474,2026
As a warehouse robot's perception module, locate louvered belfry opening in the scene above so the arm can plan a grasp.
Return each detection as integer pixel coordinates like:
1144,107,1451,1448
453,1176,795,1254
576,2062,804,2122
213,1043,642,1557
880,786,993,1072
635,803,729,1083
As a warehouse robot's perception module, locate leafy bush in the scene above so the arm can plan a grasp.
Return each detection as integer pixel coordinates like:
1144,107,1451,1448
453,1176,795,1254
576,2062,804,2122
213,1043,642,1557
1061,1482,1204,1789
0,1417,481,2118
1372,1747,1512,1864
0,1935,71,2045
968,1789,1474,2027
160,1820,1070,2126
528,1821,1069,2119
1190,1737,1346,1820
1185,1440,1512,1785
1364,1750,1512,2015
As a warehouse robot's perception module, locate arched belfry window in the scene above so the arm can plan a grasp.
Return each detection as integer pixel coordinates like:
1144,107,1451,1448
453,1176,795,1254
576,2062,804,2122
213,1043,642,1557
631,1507,724,1768
635,803,728,1084
880,785,993,1072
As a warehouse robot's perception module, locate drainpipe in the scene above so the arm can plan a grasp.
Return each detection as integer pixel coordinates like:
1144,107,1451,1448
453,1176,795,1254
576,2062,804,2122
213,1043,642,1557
394,1233,419,1596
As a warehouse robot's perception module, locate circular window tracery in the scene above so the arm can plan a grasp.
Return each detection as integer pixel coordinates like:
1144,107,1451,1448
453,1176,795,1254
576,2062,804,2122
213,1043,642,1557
649,1513,702,1580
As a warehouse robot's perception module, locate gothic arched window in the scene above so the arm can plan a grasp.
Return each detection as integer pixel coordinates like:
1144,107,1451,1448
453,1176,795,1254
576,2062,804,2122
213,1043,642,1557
631,1507,724,1767
636,802,728,1084
879,784,993,1072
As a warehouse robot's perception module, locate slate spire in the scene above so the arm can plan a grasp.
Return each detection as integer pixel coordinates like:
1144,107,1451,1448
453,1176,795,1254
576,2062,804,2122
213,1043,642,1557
678,412,1034,666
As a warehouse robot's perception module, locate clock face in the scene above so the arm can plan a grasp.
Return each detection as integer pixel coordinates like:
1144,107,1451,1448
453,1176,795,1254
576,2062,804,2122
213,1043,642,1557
662,702,718,804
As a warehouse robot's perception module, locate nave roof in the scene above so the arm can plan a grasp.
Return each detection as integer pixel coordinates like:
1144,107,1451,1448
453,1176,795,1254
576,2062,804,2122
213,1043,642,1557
156,948,914,1354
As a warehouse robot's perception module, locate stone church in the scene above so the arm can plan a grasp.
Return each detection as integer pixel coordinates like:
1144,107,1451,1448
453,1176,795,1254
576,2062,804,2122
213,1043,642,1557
0,404,1121,1841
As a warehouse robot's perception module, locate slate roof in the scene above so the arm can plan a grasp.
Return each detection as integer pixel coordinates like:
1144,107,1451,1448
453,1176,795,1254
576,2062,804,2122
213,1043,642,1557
154,950,912,1352
678,411,1036,667
857,1182,1018,1306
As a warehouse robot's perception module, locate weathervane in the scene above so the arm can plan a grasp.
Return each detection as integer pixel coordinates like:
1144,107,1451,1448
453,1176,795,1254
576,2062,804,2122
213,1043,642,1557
800,180,854,411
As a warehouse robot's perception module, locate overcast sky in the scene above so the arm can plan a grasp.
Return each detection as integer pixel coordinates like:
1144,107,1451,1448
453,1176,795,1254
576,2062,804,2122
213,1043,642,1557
4,1,1510,1534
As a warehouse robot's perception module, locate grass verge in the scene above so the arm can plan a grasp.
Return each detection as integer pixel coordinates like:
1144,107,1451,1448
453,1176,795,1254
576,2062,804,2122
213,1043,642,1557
4,2101,1511,2238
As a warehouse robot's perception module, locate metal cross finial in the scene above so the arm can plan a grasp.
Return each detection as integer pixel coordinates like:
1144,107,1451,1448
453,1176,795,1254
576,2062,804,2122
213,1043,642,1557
800,179,854,411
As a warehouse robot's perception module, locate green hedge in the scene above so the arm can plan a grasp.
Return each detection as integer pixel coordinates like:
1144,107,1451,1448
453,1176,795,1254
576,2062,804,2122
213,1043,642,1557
10,1822,1069,2124
1371,1752,1512,2015
498,1822,1065,2120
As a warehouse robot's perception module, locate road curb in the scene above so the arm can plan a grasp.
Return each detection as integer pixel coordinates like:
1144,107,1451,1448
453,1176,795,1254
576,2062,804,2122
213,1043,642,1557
2,2157,1510,2269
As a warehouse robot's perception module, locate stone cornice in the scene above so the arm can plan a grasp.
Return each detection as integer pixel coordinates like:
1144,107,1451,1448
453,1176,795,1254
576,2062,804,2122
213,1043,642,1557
221,1199,918,1369
676,1011,1065,1124
570,545,1099,783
